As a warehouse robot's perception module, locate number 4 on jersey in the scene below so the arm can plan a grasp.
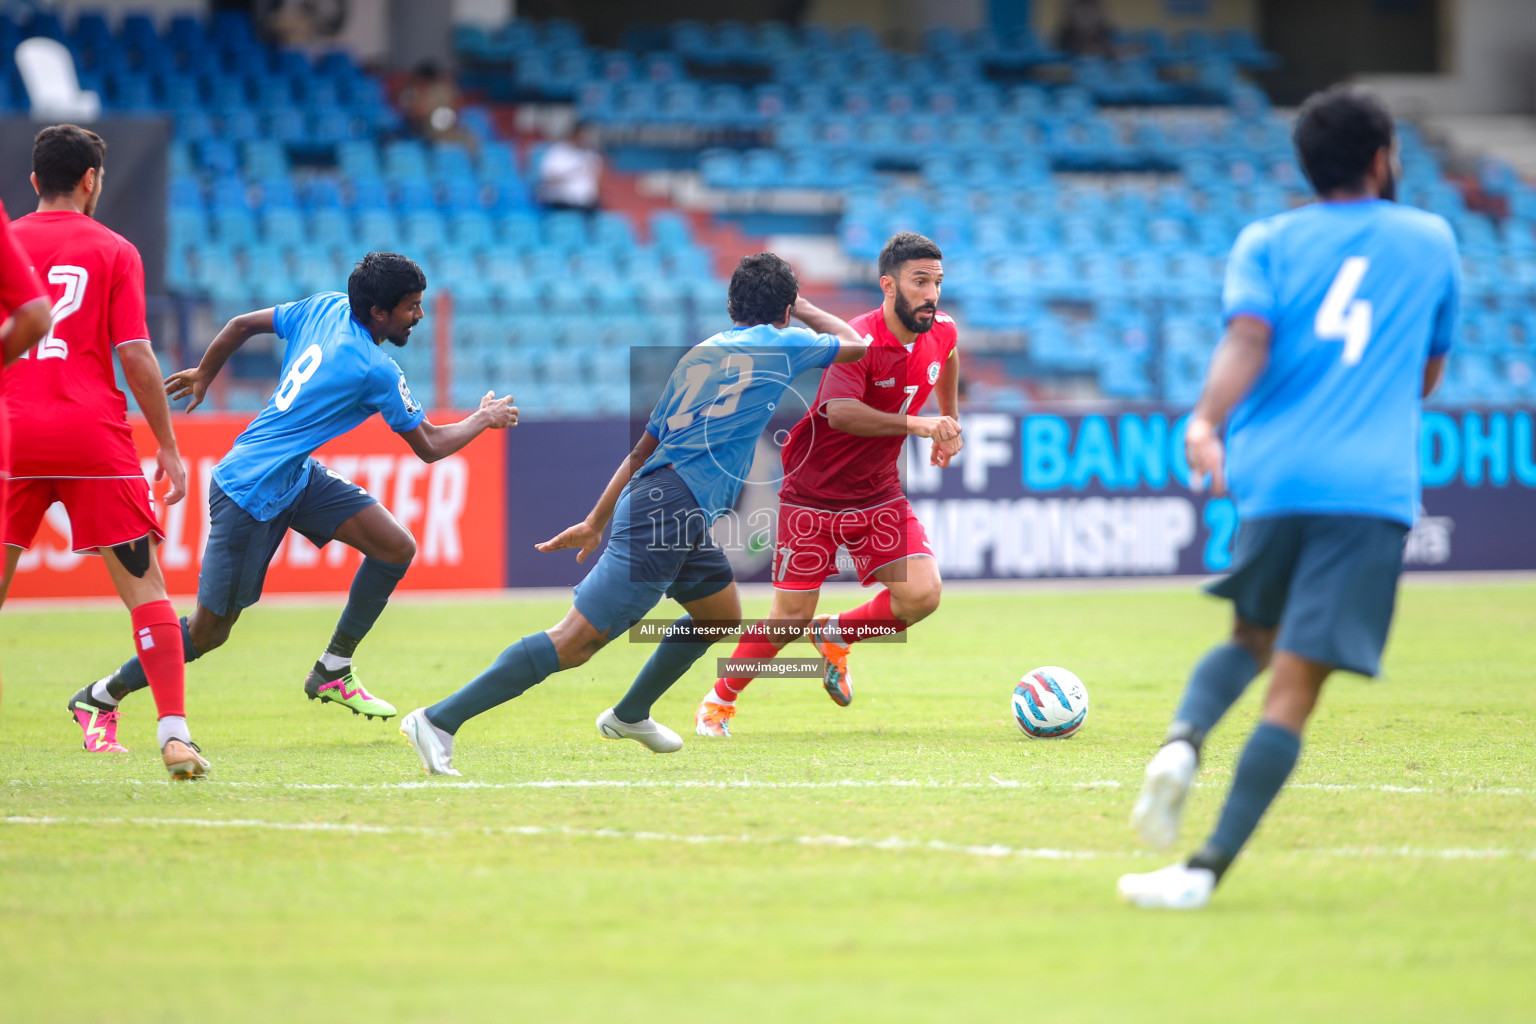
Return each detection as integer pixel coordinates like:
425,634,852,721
1316,256,1372,366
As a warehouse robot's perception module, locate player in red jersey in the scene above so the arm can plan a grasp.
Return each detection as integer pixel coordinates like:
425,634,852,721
0,125,208,779
0,195,53,708
695,232,962,736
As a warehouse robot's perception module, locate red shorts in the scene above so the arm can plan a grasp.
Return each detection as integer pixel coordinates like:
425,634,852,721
772,497,933,590
4,476,162,553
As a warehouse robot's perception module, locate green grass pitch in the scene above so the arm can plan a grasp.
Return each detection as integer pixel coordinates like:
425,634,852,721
2,580,1532,1023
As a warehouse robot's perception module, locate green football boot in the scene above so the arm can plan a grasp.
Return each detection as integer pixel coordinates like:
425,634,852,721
304,662,397,720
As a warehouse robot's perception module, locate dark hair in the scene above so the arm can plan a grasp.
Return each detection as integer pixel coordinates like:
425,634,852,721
1293,85,1395,196
347,252,426,322
877,231,943,279
727,252,798,326
32,124,106,198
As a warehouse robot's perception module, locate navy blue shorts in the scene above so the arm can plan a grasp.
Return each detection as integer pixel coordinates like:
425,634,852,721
572,466,734,636
1206,513,1408,677
198,460,379,616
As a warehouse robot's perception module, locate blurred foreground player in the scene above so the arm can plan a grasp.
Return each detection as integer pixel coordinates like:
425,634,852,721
0,195,51,706
1118,86,1459,909
400,253,867,775
0,126,207,777
695,232,962,737
78,253,517,726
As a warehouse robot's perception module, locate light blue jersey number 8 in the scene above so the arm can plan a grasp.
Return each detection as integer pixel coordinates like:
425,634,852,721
274,344,323,411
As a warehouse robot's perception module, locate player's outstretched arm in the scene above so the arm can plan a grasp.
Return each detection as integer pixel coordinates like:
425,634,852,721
792,297,868,363
1186,314,1273,495
119,341,187,505
536,431,661,563
399,390,518,464
0,297,50,366
165,308,276,412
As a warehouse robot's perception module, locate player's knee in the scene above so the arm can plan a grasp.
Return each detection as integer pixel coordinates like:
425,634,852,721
382,530,416,565
1231,621,1274,669
189,616,232,653
894,585,942,623
559,639,601,669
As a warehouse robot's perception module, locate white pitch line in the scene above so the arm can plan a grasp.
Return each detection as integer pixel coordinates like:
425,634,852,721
8,776,1531,796
4,816,1532,863
5,777,1126,792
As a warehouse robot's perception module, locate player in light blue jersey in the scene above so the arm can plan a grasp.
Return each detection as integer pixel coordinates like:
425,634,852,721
1119,87,1459,909
400,253,867,774
77,253,517,726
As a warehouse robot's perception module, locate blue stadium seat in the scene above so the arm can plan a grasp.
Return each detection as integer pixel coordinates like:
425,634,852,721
308,208,353,248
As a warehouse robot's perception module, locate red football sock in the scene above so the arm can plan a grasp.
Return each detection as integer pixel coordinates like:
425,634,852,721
712,622,781,703
131,599,185,719
836,588,908,645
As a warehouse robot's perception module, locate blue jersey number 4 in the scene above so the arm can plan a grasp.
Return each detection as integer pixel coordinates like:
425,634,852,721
1315,256,1372,366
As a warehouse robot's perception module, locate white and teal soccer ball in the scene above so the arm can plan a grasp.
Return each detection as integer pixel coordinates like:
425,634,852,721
1012,666,1089,739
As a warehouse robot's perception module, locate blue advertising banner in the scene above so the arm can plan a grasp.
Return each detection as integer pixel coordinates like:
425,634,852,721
503,409,1536,589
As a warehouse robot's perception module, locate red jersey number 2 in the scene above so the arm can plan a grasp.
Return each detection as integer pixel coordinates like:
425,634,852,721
21,264,89,361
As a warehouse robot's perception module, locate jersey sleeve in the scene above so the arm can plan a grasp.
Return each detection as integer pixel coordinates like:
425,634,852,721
0,203,45,316
1428,230,1461,358
107,241,150,346
789,325,841,374
1222,221,1277,325
273,293,323,340
367,359,426,433
814,356,870,414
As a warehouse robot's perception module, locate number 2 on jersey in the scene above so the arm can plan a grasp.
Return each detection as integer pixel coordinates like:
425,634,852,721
274,344,323,411
1316,256,1372,366
665,353,755,429
21,265,88,360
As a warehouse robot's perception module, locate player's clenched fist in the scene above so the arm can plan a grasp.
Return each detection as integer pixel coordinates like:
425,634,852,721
1184,416,1226,496
477,390,518,428
915,414,961,443
535,520,602,563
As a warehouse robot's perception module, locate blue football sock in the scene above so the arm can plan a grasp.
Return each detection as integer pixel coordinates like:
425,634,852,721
110,616,199,698
333,557,410,648
425,632,559,734
613,615,717,724
1169,642,1260,748
1193,721,1302,878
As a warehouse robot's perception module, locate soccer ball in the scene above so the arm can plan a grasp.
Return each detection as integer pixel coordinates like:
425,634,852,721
1012,666,1089,739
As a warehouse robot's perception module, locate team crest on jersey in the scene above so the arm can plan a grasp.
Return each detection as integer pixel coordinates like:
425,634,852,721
398,375,421,415
927,361,941,384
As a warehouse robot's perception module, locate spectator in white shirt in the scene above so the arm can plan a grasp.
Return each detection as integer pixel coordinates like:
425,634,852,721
537,122,603,214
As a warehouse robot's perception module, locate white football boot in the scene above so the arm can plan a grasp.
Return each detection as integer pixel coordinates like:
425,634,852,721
1117,863,1216,910
1130,739,1198,850
400,708,462,776
596,707,683,753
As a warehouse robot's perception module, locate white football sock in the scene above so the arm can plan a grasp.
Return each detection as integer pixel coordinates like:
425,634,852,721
319,652,351,673
702,686,735,706
90,679,120,707
823,613,846,645
157,715,191,748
